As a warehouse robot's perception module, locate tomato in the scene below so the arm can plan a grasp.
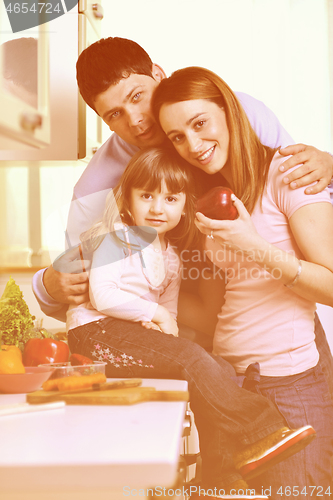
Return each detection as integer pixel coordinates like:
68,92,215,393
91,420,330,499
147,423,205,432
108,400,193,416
70,353,93,366
22,338,69,367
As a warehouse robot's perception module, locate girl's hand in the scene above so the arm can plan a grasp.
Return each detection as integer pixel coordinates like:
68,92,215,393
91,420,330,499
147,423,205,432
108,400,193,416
141,321,162,332
195,194,264,254
152,306,179,337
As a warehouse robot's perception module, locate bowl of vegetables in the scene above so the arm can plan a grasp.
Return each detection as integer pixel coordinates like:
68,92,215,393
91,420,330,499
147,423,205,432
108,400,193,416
0,366,55,394
0,344,55,393
0,278,68,393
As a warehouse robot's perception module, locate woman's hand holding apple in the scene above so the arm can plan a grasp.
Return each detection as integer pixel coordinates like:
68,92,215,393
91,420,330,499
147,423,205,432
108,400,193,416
195,193,264,256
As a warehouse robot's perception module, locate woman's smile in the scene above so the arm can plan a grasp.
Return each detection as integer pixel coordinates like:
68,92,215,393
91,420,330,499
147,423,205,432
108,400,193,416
197,144,216,163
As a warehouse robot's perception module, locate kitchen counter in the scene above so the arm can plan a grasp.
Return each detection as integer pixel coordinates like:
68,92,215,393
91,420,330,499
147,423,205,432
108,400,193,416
0,378,188,500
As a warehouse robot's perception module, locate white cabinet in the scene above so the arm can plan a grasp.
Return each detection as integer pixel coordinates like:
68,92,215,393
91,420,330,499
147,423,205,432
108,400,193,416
79,0,104,30
0,3,51,149
78,0,104,158
0,2,103,160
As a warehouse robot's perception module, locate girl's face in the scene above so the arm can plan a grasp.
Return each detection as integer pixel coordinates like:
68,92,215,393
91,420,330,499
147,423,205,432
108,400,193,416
159,99,230,178
129,181,186,241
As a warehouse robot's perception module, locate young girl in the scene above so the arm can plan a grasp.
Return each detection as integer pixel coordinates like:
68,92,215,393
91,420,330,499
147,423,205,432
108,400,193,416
66,147,316,499
66,146,198,337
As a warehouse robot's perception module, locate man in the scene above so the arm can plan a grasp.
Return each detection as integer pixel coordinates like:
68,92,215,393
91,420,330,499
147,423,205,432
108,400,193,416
32,36,333,389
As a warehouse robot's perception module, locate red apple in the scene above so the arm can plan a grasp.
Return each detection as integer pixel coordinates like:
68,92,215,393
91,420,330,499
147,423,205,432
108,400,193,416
195,186,238,220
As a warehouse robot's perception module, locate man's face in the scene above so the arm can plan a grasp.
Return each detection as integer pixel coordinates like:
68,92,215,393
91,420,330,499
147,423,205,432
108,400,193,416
93,69,166,149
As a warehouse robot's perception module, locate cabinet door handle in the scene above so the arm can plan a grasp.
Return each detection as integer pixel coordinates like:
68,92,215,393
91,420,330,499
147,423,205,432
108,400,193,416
20,113,43,132
92,3,104,19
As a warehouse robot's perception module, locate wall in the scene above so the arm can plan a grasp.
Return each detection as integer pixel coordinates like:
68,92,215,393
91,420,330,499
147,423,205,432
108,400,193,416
101,0,332,150
317,304,333,354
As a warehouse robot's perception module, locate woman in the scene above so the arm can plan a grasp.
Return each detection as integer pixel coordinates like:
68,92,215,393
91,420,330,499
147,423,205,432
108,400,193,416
152,67,333,497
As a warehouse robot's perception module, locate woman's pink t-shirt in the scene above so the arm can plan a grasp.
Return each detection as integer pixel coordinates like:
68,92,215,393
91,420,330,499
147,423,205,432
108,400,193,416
207,152,331,376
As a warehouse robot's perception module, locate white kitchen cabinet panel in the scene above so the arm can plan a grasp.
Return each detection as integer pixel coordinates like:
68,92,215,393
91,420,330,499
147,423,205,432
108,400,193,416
79,0,104,34
0,4,102,160
0,3,51,149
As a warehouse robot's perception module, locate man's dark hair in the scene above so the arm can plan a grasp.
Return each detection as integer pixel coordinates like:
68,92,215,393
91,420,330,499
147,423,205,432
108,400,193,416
76,37,153,111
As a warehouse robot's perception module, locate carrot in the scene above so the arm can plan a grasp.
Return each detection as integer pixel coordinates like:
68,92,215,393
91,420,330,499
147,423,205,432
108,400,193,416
42,377,64,391
42,372,106,392
57,373,106,391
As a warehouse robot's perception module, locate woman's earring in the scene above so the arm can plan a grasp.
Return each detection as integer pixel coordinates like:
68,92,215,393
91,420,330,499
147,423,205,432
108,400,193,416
181,212,185,217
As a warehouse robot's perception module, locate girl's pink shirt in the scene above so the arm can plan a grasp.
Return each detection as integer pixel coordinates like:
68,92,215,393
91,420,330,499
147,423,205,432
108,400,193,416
66,236,181,332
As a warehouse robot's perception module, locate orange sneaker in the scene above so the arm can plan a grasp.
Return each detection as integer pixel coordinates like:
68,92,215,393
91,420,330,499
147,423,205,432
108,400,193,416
234,425,316,480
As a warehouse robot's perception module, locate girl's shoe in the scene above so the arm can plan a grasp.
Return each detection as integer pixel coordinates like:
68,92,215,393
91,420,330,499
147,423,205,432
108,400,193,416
234,425,316,480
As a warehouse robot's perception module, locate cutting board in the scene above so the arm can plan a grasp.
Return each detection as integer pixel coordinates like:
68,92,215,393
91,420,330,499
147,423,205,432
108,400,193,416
26,387,189,405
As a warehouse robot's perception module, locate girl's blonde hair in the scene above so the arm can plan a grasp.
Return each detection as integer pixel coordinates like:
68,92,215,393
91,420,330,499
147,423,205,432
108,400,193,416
152,66,278,213
81,146,198,253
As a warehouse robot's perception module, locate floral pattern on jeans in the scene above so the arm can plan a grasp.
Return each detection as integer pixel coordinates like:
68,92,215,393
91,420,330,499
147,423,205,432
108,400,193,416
91,343,154,369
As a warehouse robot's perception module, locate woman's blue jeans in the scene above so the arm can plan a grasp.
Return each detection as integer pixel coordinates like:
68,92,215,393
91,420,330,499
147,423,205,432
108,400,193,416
68,316,286,488
248,363,333,499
